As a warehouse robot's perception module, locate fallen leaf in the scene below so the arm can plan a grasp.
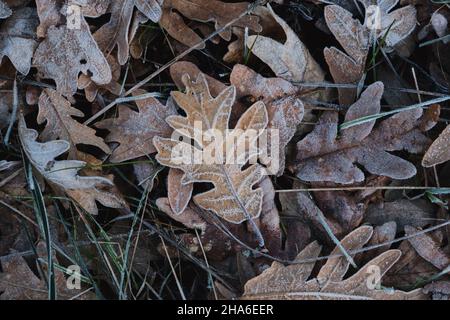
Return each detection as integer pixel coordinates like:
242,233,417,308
18,114,125,215
246,5,324,84
359,0,417,51
324,4,369,104
96,91,177,163
0,7,39,75
168,168,193,215
230,64,304,176
422,124,450,167
0,243,94,300
296,82,437,184
364,199,435,229
33,14,112,97
405,225,450,270
36,88,111,158
93,0,163,65
154,73,268,224
242,226,425,300
160,0,262,49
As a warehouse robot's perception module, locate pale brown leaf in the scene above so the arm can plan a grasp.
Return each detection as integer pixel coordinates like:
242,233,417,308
422,124,450,167
36,88,110,158
0,8,39,75
242,226,425,300
246,5,324,83
296,82,437,184
93,0,163,65
96,90,177,163
154,74,268,224
33,14,112,97
160,0,262,49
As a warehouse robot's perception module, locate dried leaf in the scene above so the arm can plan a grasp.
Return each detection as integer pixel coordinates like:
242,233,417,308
0,92,13,129
93,0,163,65
18,114,125,215
242,226,425,300
0,0,11,19
0,243,94,300
422,124,450,167
96,91,177,163
0,8,39,75
35,0,111,37
230,64,304,176
324,4,369,104
296,82,437,184
246,5,324,83
36,88,110,158
154,74,268,224
160,0,262,49
364,199,435,229
168,168,193,215
359,0,417,51
424,281,450,300
405,225,450,270
33,14,112,97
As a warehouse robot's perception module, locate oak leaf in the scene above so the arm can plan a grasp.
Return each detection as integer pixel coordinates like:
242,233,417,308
246,5,324,84
18,114,125,215
32,13,112,97
0,7,39,75
0,0,11,19
160,0,262,49
422,124,450,167
36,88,111,158
324,4,369,105
242,226,425,300
359,0,417,51
96,91,177,163
231,64,304,176
0,242,94,300
295,82,437,184
93,0,163,65
153,74,268,223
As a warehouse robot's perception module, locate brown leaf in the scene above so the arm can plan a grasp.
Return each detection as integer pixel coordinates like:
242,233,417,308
296,82,437,184
0,7,39,75
242,226,425,300
96,91,177,163
247,5,324,84
35,0,110,37
230,64,304,176
405,225,450,270
359,0,417,51
19,114,126,215
33,14,112,97
168,168,194,215
93,0,163,65
36,88,110,158
422,124,450,167
324,4,369,105
154,74,268,223
364,199,435,229
160,0,262,49
0,243,94,300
